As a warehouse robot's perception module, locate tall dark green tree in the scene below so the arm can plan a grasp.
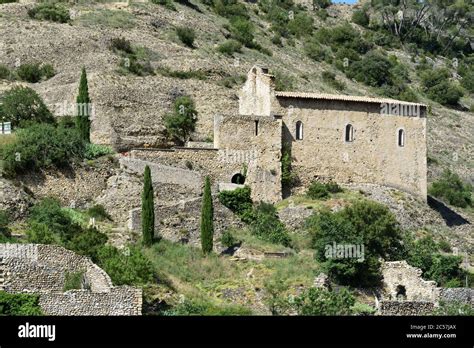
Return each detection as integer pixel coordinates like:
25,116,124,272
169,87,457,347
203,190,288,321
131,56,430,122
200,176,214,254
76,67,91,142
142,165,155,246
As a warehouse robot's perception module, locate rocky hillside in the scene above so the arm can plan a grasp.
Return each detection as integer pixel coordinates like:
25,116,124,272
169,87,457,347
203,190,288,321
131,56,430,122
0,0,472,183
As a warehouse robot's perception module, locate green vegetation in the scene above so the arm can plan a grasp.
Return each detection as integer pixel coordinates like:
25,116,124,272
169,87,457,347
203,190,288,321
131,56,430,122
156,66,207,80
16,63,55,83
164,95,198,145
306,181,342,200
1,123,85,176
76,67,91,142
321,71,345,91
200,176,214,254
429,170,472,208
150,0,176,10
84,143,114,160
292,287,355,315
63,271,85,291
86,204,112,221
0,210,11,242
219,229,236,248
218,186,253,222
433,301,474,316
352,9,369,27
0,291,42,315
281,144,295,189
0,65,12,80
217,39,242,56
111,38,154,76
163,298,252,315
420,68,463,106
250,202,291,247
0,86,54,127
176,27,195,48
142,165,155,246
28,2,70,23
77,9,135,28
307,200,403,287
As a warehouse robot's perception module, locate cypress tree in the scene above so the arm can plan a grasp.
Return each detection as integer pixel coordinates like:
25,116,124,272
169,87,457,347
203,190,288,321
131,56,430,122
142,165,155,246
200,176,214,254
76,67,91,142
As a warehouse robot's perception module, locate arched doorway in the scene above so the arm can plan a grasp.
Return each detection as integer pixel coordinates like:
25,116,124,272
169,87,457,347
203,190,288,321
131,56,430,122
231,173,246,185
395,285,407,301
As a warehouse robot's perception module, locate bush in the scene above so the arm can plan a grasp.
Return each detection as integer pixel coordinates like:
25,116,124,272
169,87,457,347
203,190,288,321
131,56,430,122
0,86,54,127
110,37,134,54
428,170,472,208
288,12,314,38
313,0,331,9
164,95,198,144
274,71,295,91
220,230,236,248
322,71,345,91
0,210,10,238
307,181,329,199
1,123,85,175
0,65,12,80
26,221,61,245
426,254,465,287
347,50,394,87
217,39,242,56
307,200,403,287
176,27,195,48
460,70,474,93
250,202,291,247
292,287,355,315
229,17,255,47
0,291,42,315
218,186,253,222
84,143,114,160
67,227,107,263
16,63,43,83
98,245,155,286
164,298,252,315
433,301,474,316
150,0,176,10
420,68,464,106
304,37,329,62
41,64,55,79
28,3,70,23
63,271,85,291
352,9,369,27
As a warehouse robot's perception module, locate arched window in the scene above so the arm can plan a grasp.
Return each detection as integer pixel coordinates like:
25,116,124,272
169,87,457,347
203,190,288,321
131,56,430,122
395,285,407,301
398,129,405,147
296,121,303,140
345,124,354,142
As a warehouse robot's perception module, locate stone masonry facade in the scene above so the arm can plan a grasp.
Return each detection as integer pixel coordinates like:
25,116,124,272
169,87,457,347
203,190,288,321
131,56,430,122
0,244,142,316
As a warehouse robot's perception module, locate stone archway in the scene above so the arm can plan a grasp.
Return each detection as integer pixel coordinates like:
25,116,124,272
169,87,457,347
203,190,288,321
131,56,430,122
231,173,246,185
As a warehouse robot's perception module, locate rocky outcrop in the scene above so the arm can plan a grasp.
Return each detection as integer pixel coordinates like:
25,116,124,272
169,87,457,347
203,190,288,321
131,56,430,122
0,178,33,220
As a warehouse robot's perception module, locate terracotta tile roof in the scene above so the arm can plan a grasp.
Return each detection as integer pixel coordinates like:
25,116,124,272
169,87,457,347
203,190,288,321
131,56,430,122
275,91,426,107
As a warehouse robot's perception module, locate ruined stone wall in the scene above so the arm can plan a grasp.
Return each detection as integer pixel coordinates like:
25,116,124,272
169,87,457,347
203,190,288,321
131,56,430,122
39,287,142,316
439,288,474,305
381,261,438,302
215,114,282,203
379,301,435,315
0,244,142,315
277,97,427,200
239,66,277,117
128,195,242,246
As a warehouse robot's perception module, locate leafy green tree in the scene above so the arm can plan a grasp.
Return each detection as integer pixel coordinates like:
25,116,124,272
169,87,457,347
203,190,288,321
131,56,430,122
200,176,214,254
164,96,197,145
292,287,355,315
218,186,254,223
420,68,464,106
347,51,394,87
142,165,155,246
230,17,256,47
0,291,42,315
0,86,54,127
76,67,92,142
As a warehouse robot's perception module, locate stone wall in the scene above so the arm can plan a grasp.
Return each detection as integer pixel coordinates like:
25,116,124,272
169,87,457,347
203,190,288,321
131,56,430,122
39,287,142,316
379,301,435,315
128,195,242,246
277,97,427,200
381,261,439,302
439,288,473,305
0,244,142,316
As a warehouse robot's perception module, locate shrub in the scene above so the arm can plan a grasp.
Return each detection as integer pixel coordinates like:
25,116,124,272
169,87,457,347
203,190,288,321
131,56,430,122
292,287,355,315
164,96,198,144
0,86,54,127
0,65,11,80
304,37,328,62
176,27,195,48
274,71,295,91
150,0,176,10
26,221,61,244
220,230,236,248
63,271,85,291
67,227,107,263
164,298,252,315
230,17,255,47
28,3,70,23
1,123,85,175
250,202,291,246
41,64,55,79
428,170,472,208
307,200,403,287
218,186,253,223
288,12,314,38
84,143,114,160
87,204,112,221
307,181,329,199
352,9,369,27
0,210,10,238
0,291,42,315
313,0,331,9
217,39,242,56
98,245,155,286
156,66,206,80
322,71,345,91
110,37,134,54
0,0,17,3
426,254,465,287
16,63,43,83
461,70,474,93
347,50,394,87
433,301,474,316
77,9,135,28
420,68,464,106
